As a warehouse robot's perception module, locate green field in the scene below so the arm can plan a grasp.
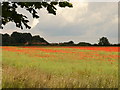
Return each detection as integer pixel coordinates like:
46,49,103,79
2,46,118,88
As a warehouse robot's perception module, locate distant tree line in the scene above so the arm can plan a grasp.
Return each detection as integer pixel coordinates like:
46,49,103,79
1,32,49,46
0,32,120,46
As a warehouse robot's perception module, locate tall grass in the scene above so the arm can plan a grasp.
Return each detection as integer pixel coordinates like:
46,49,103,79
2,46,118,88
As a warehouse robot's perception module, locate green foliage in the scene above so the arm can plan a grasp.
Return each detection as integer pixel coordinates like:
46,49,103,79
98,37,110,46
2,2,73,29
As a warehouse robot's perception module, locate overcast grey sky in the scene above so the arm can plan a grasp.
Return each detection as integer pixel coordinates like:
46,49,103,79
1,2,118,44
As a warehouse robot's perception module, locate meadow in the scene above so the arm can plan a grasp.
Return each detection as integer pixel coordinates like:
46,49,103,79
1,46,119,88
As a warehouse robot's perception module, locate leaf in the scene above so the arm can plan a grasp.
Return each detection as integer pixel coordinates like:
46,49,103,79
47,5,56,15
50,2,58,5
42,2,48,7
59,2,66,7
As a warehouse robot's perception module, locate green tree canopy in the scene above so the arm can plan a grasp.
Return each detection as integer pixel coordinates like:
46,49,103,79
98,37,110,46
2,2,73,29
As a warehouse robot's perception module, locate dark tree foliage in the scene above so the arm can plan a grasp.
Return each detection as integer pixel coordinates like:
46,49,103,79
77,42,91,46
22,33,32,43
2,33,11,45
68,41,74,44
98,37,110,46
11,32,33,44
11,32,23,43
2,2,73,29
32,35,48,44
2,32,118,46
2,32,49,46
59,41,74,46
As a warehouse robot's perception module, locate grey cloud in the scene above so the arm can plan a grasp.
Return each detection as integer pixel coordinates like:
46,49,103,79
2,2,118,44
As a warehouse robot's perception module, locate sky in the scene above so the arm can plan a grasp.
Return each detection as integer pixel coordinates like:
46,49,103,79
1,1,118,44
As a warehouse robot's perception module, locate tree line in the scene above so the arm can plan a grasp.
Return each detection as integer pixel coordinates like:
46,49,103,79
0,32,119,46
1,32,49,46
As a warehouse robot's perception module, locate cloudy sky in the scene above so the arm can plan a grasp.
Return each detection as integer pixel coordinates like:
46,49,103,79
1,1,118,44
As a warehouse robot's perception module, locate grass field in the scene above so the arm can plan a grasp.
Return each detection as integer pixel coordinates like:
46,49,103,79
2,46,119,88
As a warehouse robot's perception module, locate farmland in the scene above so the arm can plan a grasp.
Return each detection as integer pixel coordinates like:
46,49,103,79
1,46,119,88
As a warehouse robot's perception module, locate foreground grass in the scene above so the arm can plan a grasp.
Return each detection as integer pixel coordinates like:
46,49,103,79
3,65,117,88
2,46,118,88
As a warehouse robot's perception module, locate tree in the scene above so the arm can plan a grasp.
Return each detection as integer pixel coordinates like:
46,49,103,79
98,37,110,46
1,32,50,46
11,32,23,43
2,33,11,45
59,41,74,46
32,35,49,44
22,33,32,43
68,41,74,44
2,2,73,29
77,42,91,46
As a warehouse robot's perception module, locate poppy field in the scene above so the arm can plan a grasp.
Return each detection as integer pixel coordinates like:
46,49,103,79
1,46,119,88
